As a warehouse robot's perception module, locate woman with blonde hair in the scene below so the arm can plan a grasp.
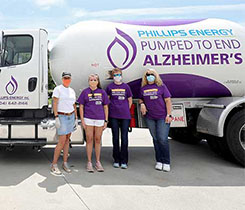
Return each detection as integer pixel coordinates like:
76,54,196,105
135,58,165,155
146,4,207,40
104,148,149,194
139,69,173,172
78,74,109,172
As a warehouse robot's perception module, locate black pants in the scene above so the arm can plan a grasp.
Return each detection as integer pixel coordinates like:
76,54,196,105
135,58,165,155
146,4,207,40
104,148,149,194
110,118,130,164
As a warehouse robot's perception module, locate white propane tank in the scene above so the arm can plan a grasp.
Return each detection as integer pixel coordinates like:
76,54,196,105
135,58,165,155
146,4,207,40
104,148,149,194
50,19,245,99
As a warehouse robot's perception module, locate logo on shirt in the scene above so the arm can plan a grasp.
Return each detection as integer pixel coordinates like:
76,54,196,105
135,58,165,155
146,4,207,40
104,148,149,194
143,89,158,95
107,28,137,70
88,93,102,103
143,88,159,99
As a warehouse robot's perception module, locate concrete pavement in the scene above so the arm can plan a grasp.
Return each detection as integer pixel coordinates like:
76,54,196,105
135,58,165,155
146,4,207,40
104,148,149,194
0,128,244,210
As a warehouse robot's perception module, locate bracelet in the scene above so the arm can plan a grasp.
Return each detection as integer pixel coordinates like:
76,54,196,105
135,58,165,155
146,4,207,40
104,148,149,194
54,115,58,118
167,114,172,118
105,120,108,123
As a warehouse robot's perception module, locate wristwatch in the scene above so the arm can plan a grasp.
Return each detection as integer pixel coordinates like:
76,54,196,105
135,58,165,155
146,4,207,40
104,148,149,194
54,115,58,118
105,120,108,123
167,114,172,118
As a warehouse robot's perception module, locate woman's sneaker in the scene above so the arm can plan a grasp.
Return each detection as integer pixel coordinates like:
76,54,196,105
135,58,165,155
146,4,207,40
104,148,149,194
95,161,104,172
163,164,171,172
87,162,94,173
62,162,72,173
155,162,163,171
50,164,62,176
121,163,128,169
113,163,120,168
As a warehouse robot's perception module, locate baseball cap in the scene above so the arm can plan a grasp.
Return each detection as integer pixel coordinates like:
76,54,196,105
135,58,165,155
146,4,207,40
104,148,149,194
62,72,71,78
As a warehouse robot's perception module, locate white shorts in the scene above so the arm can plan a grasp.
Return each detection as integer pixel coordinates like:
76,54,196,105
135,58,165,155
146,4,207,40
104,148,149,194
84,118,104,127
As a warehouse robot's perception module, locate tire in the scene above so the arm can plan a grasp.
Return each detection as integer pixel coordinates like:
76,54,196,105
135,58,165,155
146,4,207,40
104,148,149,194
225,110,245,167
169,128,202,144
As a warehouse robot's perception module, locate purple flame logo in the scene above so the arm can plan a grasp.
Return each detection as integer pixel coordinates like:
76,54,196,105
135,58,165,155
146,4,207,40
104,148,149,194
107,28,137,70
5,76,18,95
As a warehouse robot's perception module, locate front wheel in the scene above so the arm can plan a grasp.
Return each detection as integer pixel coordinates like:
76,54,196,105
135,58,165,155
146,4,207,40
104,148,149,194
225,110,245,167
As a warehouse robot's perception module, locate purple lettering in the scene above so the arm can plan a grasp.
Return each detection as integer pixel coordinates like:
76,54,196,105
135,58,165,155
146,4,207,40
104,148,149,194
162,55,171,66
154,55,162,66
214,40,222,49
220,53,229,64
234,53,243,64
194,40,202,49
141,41,147,50
211,54,219,65
231,39,241,49
171,54,181,65
196,54,210,65
184,40,193,50
169,41,176,50
143,55,154,66
183,54,191,65
203,40,212,49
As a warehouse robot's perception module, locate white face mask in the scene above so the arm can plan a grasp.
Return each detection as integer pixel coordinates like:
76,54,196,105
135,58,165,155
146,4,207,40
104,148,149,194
114,76,122,83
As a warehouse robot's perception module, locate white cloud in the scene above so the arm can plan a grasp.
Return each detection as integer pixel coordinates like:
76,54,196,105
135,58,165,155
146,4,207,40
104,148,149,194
72,4,245,18
35,0,65,9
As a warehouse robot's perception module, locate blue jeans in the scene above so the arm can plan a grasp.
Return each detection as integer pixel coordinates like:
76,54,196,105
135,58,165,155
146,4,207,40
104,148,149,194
110,118,130,164
145,118,170,164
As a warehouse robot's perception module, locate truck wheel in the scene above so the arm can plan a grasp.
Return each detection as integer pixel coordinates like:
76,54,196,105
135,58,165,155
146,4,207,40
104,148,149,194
169,128,202,144
225,110,245,167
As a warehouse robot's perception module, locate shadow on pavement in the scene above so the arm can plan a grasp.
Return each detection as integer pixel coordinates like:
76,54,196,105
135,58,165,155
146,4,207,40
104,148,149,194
0,140,244,193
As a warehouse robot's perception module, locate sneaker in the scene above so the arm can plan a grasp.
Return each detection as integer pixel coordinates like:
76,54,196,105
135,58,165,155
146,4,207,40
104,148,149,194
50,164,62,176
95,161,104,172
163,164,171,172
87,162,94,173
121,163,128,169
62,162,72,173
113,163,120,168
155,162,163,171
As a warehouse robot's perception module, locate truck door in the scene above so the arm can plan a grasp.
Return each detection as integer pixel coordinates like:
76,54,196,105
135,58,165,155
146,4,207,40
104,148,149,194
0,31,40,109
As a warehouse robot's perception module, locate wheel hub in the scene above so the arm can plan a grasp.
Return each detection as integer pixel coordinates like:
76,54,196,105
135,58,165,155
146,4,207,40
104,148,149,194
239,124,245,150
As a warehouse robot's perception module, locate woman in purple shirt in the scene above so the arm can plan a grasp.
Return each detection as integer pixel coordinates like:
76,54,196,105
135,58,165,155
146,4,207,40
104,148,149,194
139,69,173,172
78,74,109,172
106,68,133,169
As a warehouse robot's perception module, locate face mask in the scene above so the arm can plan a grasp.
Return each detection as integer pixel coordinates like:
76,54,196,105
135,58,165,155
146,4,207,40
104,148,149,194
114,76,122,83
63,79,71,87
146,75,155,82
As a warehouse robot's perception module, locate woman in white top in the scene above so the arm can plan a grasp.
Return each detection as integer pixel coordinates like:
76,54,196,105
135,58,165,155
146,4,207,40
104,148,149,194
51,72,78,176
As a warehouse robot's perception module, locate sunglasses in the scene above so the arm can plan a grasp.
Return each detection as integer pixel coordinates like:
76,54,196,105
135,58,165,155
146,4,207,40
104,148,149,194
114,74,122,77
146,73,154,77
63,77,71,80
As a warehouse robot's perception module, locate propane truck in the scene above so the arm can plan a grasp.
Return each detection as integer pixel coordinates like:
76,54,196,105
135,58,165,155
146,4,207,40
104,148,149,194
0,19,244,166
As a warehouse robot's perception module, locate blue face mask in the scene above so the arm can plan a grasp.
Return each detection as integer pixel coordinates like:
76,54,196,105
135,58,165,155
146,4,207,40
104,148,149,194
146,75,155,82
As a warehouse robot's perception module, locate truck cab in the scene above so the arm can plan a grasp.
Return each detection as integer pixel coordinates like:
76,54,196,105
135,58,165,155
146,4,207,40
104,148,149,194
0,29,49,118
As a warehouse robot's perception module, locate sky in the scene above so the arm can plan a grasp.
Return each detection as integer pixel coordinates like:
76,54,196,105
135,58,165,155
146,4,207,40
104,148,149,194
0,0,244,46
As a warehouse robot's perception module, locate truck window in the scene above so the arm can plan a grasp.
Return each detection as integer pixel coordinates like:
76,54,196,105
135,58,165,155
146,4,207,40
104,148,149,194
1,35,33,67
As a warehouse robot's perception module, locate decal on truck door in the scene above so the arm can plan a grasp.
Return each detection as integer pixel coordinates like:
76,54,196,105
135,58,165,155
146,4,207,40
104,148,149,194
5,76,18,95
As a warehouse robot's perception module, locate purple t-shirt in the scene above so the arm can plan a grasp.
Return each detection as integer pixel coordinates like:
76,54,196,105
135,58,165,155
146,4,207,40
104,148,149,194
77,87,109,120
106,82,133,119
140,83,171,120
